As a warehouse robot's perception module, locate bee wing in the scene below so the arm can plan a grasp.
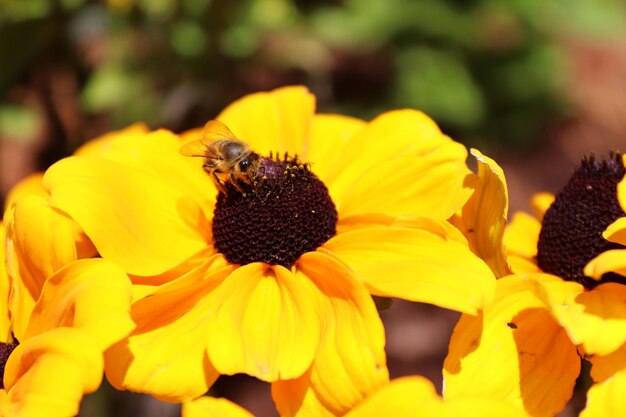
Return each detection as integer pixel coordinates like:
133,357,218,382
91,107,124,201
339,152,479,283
179,120,237,157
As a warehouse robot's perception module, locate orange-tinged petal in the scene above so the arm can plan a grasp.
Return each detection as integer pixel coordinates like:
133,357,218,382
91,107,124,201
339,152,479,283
530,192,554,222
183,397,254,417
4,195,78,336
0,223,9,341
456,149,510,277
24,259,134,351
527,275,626,355
4,172,46,211
589,342,626,383
217,86,315,156
206,263,320,382
305,114,366,183
327,110,473,219
43,156,209,276
1,327,102,417
273,251,388,417
324,226,495,314
344,376,531,417
74,123,149,156
584,249,626,278
580,369,626,417
601,217,626,247
105,256,232,401
444,276,580,417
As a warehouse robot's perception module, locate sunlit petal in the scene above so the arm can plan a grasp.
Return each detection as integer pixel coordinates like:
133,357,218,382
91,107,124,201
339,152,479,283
325,226,495,314
0,223,9,341
584,249,626,278
530,193,554,222
24,259,134,351
444,276,580,417
273,251,388,417
527,275,626,355
4,173,46,211
105,256,232,402
74,123,149,156
327,110,472,219
217,86,315,156
503,212,542,274
183,397,254,417
306,114,366,184
43,156,209,276
206,263,320,382
1,328,102,417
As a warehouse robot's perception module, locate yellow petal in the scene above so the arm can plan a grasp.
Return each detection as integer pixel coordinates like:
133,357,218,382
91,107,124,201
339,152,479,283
183,397,254,417
580,368,626,417
527,275,626,355
327,110,473,219
618,165,626,213
206,263,321,382
4,195,79,336
456,149,510,277
0,223,10,342
2,327,102,417
4,172,46,211
74,123,149,156
217,86,315,156
444,276,580,417
273,251,388,417
344,376,531,417
584,249,626,278
324,225,495,314
105,256,232,401
305,114,366,183
530,192,554,222
601,217,626,247
24,259,134,351
503,212,542,274
43,155,209,276
589,342,626,383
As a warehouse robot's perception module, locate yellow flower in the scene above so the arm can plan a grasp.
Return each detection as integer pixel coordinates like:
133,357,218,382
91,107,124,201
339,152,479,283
444,152,626,416
0,222,134,417
15,86,496,414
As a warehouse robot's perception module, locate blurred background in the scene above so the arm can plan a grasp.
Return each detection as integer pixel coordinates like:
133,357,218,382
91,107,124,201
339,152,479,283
2,0,626,416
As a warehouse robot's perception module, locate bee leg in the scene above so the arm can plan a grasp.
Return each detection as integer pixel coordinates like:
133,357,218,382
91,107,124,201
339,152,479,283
211,171,228,194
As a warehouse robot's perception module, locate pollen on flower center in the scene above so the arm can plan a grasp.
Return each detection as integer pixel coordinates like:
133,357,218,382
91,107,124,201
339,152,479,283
0,340,19,389
212,154,338,267
537,153,626,288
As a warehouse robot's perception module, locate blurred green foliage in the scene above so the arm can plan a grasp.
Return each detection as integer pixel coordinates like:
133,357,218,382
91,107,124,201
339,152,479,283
1,0,626,155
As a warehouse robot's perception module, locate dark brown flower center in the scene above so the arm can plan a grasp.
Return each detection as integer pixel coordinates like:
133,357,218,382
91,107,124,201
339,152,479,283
537,153,626,288
212,155,338,267
0,340,19,389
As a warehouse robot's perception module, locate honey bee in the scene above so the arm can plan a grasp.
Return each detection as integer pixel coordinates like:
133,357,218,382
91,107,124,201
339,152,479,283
180,120,261,194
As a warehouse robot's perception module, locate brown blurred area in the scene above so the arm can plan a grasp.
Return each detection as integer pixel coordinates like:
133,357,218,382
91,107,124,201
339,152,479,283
3,2,626,417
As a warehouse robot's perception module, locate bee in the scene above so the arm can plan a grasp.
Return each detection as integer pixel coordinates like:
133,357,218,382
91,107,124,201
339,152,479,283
180,120,261,194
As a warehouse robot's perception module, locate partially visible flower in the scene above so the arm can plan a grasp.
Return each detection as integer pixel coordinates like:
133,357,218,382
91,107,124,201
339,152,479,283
0,221,134,416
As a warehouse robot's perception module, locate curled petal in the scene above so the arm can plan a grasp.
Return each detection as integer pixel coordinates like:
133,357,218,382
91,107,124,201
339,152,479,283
325,225,495,314
105,256,231,401
44,156,209,276
183,397,254,417
328,110,472,219
4,173,46,211
584,249,626,279
24,259,134,351
273,251,388,417
218,86,315,156
601,217,626,246
455,149,510,277
444,276,580,417
206,263,321,382
2,328,102,417
527,275,626,355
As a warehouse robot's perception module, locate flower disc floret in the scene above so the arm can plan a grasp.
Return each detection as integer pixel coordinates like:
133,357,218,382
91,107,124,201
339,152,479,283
537,154,626,287
212,155,338,267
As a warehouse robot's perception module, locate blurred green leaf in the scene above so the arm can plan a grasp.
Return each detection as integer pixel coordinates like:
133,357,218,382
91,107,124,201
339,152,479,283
0,105,42,142
171,20,207,57
394,47,486,128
